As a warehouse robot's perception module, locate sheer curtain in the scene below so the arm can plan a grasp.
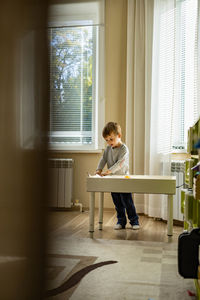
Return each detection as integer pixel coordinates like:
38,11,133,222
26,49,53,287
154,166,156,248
126,0,176,219
126,0,200,219
145,0,176,219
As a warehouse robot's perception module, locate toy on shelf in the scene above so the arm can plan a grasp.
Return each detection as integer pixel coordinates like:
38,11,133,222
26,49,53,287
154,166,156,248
178,118,200,298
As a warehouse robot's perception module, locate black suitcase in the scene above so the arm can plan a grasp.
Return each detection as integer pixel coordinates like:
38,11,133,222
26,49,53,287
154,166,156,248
178,227,200,278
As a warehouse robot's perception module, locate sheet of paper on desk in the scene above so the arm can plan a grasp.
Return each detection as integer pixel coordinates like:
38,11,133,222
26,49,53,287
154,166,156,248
88,174,132,178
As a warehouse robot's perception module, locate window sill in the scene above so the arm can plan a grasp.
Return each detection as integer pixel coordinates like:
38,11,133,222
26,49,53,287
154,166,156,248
48,149,103,154
171,149,188,154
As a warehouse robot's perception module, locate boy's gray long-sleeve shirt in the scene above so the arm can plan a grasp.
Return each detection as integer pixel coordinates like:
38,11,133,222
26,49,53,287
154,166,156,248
97,143,129,175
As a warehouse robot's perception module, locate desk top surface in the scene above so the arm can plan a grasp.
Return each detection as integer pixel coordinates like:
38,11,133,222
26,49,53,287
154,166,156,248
87,174,176,194
88,175,176,180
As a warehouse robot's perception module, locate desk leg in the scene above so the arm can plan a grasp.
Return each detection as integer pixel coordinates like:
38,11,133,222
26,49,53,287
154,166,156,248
99,192,104,230
167,195,173,236
89,192,95,238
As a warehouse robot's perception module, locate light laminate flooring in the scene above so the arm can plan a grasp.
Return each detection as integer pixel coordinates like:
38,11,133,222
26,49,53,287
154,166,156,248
46,209,184,243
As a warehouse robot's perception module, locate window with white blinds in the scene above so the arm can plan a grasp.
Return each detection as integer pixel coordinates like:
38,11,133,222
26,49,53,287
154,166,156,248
173,0,199,150
48,1,105,151
155,0,200,153
156,2,176,154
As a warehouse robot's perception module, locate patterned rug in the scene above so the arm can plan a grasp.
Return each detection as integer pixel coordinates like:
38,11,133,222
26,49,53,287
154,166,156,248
44,236,197,300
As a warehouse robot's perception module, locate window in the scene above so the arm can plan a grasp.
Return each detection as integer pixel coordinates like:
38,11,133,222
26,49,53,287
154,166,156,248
48,1,105,151
155,0,200,153
173,0,199,151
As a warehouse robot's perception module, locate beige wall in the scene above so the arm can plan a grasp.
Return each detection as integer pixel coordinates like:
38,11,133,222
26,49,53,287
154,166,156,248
49,0,128,209
105,0,127,136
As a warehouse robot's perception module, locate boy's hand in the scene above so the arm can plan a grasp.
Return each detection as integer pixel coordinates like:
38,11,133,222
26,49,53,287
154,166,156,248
95,170,102,176
101,170,111,176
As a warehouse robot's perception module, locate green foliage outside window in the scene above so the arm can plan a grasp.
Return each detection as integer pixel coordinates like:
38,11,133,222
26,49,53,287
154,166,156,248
48,26,96,144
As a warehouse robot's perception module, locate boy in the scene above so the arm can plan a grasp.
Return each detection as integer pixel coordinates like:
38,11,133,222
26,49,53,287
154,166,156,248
96,122,139,230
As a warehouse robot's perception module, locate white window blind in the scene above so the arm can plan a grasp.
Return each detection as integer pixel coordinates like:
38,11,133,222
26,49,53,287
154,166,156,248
156,3,176,154
48,0,105,151
173,0,199,150
155,0,200,154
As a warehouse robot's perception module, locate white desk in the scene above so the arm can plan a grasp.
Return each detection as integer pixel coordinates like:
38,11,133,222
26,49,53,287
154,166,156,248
86,175,176,238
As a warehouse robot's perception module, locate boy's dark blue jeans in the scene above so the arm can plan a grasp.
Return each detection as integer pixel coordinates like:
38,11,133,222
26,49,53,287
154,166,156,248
111,192,139,227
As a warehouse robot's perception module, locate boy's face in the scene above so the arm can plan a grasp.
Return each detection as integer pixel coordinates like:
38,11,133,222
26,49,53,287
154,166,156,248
105,133,121,148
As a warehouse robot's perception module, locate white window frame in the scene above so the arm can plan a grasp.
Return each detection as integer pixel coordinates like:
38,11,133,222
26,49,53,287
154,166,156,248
48,1,105,152
172,0,199,153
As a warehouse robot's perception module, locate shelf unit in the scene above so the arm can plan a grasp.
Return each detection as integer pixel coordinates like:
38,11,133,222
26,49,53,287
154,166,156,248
181,118,200,299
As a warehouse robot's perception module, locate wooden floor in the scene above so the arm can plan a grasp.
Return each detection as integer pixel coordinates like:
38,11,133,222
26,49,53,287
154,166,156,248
46,208,184,243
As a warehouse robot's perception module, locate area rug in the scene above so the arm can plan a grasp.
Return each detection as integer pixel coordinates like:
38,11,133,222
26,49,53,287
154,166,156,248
44,236,196,300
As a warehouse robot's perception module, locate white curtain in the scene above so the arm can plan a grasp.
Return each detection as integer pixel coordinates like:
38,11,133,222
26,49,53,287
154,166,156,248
126,0,200,219
126,0,176,219
146,0,176,220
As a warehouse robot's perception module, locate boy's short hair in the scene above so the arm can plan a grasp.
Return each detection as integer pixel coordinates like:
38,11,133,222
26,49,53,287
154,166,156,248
102,122,121,138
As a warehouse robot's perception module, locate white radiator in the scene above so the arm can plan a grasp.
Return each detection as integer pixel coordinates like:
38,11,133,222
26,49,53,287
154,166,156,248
171,160,185,221
48,159,74,208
